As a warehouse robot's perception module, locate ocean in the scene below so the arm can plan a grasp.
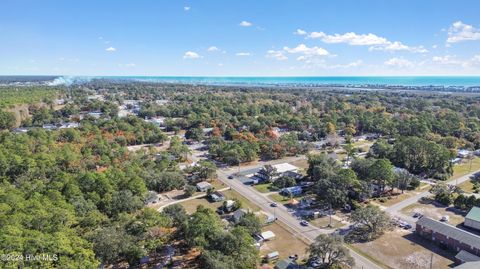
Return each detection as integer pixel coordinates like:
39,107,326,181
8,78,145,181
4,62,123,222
53,76,480,87
0,75,476,87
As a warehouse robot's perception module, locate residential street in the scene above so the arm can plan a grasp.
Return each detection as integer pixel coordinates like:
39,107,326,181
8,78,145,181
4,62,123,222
216,161,383,269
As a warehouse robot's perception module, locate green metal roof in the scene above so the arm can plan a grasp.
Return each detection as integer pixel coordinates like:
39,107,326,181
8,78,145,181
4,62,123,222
466,206,480,221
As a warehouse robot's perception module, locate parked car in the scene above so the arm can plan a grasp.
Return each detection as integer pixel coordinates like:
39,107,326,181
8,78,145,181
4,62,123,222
300,220,309,226
228,175,234,179
440,215,450,222
413,212,422,218
270,202,278,207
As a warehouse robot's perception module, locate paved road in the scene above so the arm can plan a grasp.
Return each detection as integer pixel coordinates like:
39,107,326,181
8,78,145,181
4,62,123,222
217,163,383,269
385,169,480,223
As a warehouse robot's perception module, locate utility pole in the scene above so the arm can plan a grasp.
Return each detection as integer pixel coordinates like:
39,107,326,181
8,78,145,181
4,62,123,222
430,253,433,269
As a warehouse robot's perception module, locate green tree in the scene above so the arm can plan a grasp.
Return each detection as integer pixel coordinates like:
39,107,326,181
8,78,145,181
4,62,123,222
308,234,354,268
350,205,391,239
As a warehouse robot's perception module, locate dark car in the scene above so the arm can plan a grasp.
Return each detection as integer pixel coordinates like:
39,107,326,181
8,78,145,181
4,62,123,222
228,175,234,179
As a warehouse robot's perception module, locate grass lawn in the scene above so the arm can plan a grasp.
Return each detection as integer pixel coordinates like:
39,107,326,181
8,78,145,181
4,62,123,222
253,183,279,193
400,200,465,226
222,189,261,212
458,180,477,193
350,229,455,269
268,193,294,204
179,189,260,214
370,189,423,207
259,222,309,262
452,157,480,179
310,216,343,229
290,158,309,170
179,197,223,214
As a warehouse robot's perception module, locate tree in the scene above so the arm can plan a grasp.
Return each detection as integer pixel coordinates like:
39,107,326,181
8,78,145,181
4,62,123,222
273,176,296,189
307,153,340,182
308,234,354,268
430,182,461,205
343,142,356,164
394,169,418,193
237,212,262,235
350,205,391,239
163,204,188,225
316,168,359,208
368,159,395,193
184,185,197,197
262,164,279,183
185,127,205,142
369,139,393,159
0,110,15,130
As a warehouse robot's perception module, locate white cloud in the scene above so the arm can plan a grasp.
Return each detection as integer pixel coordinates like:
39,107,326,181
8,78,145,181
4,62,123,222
283,44,330,58
308,31,389,45
184,6,191,11
432,44,438,49
266,50,288,61
183,51,202,59
384,57,414,68
307,31,427,53
236,52,251,56
105,47,116,52
207,46,219,52
294,29,307,35
447,21,480,43
239,21,252,27
432,55,460,65
218,63,224,67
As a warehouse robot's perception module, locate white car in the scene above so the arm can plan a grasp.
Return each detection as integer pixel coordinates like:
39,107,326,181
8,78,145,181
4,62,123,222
440,215,450,222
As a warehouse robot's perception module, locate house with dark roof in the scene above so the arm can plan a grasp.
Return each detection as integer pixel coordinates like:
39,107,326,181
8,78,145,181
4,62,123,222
416,217,480,257
465,206,480,231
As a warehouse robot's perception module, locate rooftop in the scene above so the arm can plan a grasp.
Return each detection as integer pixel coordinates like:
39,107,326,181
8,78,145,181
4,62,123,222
455,250,480,263
417,217,480,250
273,163,299,173
466,207,480,222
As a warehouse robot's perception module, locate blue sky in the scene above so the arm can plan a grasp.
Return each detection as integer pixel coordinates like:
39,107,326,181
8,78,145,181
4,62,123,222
1,0,480,76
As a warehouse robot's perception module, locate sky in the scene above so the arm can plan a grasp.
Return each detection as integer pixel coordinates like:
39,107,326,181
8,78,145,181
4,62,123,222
1,0,480,76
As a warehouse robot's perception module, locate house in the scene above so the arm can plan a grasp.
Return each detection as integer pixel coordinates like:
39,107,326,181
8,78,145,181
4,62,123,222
273,163,299,174
59,122,79,129
281,186,303,197
282,170,303,180
196,181,212,192
465,207,480,230
232,208,247,223
209,191,225,202
416,217,480,256
260,230,276,241
458,149,472,158
42,124,57,130
87,112,103,119
274,258,300,269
